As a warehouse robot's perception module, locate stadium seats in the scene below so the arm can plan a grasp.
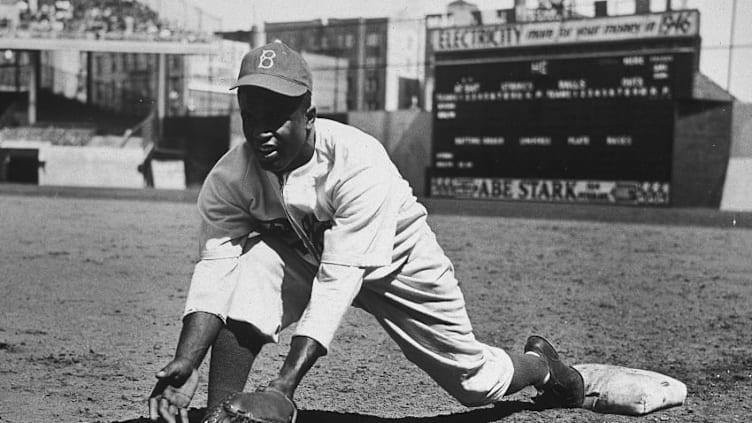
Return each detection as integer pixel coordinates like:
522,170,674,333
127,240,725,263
5,0,209,42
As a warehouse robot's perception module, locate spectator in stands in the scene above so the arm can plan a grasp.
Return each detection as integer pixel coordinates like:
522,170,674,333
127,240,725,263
10,0,206,42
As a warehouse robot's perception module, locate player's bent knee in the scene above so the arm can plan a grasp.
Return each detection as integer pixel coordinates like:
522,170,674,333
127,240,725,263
451,389,495,408
429,348,514,407
439,377,509,407
433,373,508,408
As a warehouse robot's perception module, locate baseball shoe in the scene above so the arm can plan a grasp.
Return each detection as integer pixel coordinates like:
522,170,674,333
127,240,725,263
524,335,585,408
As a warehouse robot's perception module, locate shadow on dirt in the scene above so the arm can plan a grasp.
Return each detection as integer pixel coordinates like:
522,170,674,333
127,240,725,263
117,400,541,422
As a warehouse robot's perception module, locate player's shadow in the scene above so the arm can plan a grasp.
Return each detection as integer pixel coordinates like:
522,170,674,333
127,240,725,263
117,400,542,422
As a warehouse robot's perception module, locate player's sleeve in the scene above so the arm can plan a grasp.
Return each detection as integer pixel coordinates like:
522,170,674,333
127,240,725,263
294,151,401,350
293,262,365,352
184,167,254,321
319,157,400,267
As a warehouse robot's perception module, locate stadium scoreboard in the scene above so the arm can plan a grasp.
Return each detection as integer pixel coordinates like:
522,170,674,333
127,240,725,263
427,10,701,206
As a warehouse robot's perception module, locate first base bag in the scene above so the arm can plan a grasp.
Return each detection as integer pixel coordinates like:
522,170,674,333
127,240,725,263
574,363,687,416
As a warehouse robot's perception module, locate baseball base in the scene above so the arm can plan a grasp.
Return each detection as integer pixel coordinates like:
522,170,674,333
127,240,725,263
574,363,687,416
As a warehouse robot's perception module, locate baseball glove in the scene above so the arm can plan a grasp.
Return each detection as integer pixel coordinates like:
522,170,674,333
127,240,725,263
201,387,298,423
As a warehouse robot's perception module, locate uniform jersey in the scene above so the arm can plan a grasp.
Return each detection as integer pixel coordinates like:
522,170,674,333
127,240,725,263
189,118,428,349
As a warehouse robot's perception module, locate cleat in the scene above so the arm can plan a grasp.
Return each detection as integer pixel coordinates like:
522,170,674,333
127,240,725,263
525,335,585,408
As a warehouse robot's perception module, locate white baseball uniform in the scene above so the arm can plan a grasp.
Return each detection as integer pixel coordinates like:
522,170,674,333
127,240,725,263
183,118,514,406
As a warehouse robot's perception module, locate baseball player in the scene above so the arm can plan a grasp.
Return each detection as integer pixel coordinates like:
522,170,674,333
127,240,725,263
148,41,584,423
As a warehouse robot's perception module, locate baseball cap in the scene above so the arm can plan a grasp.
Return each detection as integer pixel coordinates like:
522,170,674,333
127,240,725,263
230,40,312,96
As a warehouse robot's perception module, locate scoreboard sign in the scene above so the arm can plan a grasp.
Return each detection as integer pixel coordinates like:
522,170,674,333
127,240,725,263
429,10,700,52
429,42,699,205
432,51,693,178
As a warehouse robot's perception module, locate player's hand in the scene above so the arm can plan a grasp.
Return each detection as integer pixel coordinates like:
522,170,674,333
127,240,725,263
149,357,198,423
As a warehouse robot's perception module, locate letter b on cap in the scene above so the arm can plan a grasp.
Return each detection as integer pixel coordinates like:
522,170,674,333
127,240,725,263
258,50,276,69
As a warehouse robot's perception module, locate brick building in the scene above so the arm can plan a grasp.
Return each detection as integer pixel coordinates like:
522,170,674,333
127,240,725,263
264,18,388,111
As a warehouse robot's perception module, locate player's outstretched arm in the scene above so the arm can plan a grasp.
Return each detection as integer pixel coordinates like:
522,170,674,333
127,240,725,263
149,311,224,423
173,311,225,368
266,335,326,399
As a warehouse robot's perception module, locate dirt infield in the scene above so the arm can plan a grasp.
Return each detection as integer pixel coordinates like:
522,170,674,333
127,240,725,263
1,192,750,422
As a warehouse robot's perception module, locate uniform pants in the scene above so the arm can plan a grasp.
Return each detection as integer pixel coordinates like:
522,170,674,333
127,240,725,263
185,227,514,407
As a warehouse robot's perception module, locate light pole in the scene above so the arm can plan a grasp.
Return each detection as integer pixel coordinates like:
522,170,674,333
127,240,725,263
726,0,738,91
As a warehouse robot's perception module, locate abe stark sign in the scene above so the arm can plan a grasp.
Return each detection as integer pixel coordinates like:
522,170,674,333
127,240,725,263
430,177,670,205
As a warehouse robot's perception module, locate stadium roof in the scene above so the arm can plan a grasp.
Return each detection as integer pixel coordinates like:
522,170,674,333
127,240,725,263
0,37,218,55
693,72,735,102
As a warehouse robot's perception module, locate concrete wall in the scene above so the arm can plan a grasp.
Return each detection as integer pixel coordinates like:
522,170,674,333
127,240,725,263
0,139,188,189
39,145,146,188
721,102,752,211
347,110,432,196
672,101,733,208
730,102,752,158
721,158,752,211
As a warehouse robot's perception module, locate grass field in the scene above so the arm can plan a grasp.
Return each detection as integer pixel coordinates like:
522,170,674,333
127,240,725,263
1,187,750,422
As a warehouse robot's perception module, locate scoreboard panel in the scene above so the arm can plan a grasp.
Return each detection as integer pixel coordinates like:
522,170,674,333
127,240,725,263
429,51,695,205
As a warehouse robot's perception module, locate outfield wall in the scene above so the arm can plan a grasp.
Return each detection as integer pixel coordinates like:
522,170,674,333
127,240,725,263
672,101,733,208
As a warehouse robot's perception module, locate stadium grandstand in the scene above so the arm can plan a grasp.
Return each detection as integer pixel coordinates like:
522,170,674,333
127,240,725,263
0,0,233,188
1,0,218,41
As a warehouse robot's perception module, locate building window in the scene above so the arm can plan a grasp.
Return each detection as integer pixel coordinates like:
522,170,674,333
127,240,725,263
137,54,147,70
367,45,381,57
366,33,380,47
365,56,378,70
366,77,379,93
345,34,354,48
